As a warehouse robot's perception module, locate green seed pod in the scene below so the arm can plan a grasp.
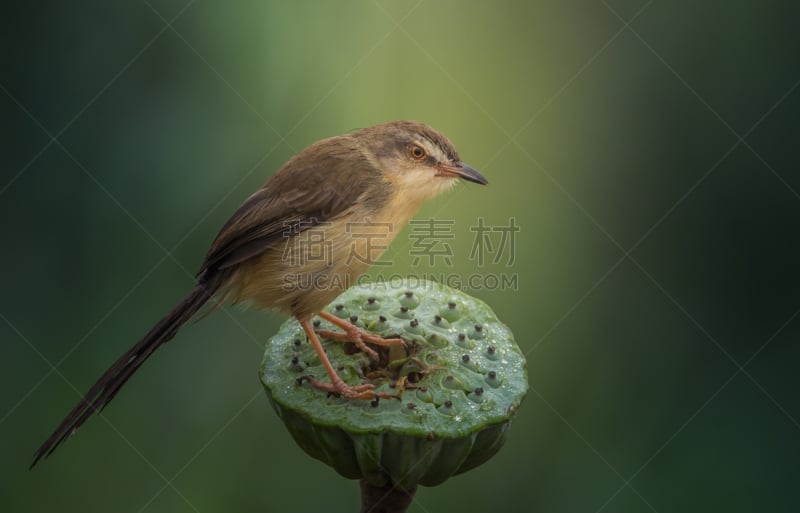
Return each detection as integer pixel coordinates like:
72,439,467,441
431,314,450,330
398,290,420,309
392,306,414,320
260,280,527,492
425,332,449,349
439,301,462,322
455,332,474,349
468,324,487,340
405,319,424,336
415,386,434,403
364,296,380,310
332,303,349,319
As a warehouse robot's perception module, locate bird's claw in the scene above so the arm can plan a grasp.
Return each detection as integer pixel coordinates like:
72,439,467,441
299,375,396,400
315,328,380,360
315,322,405,362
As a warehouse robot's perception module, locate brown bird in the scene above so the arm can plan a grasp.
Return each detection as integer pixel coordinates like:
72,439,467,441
31,120,487,467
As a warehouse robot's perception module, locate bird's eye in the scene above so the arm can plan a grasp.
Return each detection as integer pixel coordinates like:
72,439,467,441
410,145,426,159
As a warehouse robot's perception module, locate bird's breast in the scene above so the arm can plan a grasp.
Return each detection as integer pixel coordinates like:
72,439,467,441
223,202,422,320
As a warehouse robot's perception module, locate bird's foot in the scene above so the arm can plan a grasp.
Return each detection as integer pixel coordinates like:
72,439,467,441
299,375,395,400
316,311,405,362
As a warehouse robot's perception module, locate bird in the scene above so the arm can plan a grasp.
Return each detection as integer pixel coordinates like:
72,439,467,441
31,120,487,467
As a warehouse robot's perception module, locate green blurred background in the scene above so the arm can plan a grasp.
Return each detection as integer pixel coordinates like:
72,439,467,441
3,1,799,511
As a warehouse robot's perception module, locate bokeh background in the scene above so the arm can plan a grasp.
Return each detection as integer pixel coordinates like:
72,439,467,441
3,1,799,511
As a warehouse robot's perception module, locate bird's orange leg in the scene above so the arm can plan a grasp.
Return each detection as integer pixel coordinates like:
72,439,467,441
315,311,405,361
299,319,392,400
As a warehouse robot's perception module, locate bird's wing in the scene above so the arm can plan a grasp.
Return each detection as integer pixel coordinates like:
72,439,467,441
199,144,386,276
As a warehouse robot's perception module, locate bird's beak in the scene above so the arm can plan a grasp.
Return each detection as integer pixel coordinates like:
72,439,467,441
437,161,489,185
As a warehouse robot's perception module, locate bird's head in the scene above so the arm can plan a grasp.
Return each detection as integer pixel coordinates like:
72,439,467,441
356,120,488,201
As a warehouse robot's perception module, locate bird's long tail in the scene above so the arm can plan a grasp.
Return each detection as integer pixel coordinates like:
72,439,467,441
30,274,224,468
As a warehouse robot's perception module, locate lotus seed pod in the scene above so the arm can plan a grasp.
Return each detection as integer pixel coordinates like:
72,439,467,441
363,296,380,311
393,305,413,320
333,303,349,319
426,332,449,348
468,324,487,340
260,280,528,493
456,332,475,350
405,319,424,336
439,301,462,322
399,290,420,309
